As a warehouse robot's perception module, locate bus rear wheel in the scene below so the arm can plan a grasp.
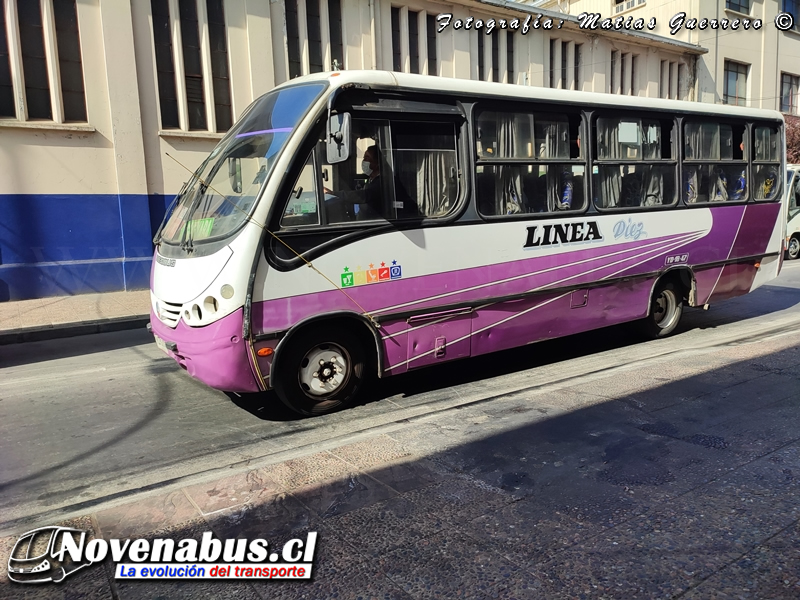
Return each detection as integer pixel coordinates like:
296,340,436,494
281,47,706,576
788,236,800,260
639,280,683,339
274,325,369,416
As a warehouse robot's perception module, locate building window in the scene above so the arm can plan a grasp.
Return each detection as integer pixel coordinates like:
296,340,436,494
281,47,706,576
285,0,301,77
660,60,680,100
610,50,618,94
286,0,345,76
0,7,13,117
391,8,438,76
426,14,437,76
0,0,87,122
723,60,748,106
54,0,86,122
561,41,567,88
726,0,750,14
574,43,581,90
783,1,800,30
782,73,799,114
151,0,232,132
306,0,323,73
549,39,556,88
329,0,343,69
409,10,419,74
506,32,514,84
391,7,401,72
630,55,638,95
491,33,499,82
478,32,485,81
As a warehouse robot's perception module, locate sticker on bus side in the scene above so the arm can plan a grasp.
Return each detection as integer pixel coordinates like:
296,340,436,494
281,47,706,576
341,261,402,287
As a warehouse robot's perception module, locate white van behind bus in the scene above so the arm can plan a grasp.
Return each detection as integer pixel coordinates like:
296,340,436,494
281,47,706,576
786,165,800,259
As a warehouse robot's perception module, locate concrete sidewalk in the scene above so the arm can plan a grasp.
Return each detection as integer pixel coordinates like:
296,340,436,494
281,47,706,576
0,290,150,344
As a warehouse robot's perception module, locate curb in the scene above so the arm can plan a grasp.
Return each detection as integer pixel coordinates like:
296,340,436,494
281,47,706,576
0,315,151,345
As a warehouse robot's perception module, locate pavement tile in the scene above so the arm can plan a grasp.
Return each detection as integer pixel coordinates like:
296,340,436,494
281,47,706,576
401,477,515,526
377,530,522,600
708,395,800,460
534,509,743,599
182,469,282,516
366,457,450,494
460,499,602,569
205,491,317,547
467,572,556,600
251,531,412,600
290,471,398,519
95,490,199,540
679,521,800,600
711,457,800,515
329,434,412,469
646,373,798,434
325,494,448,558
261,452,351,490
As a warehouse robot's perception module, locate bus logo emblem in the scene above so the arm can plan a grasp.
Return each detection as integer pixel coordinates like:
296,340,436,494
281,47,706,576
341,261,402,287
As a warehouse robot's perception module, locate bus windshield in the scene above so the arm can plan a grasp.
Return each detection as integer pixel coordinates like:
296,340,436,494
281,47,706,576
159,82,326,246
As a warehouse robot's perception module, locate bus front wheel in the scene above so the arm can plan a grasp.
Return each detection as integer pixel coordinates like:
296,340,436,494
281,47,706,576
640,280,683,339
788,236,800,260
274,325,369,416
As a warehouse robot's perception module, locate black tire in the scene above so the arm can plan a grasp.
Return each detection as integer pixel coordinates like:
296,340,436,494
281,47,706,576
273,324,371,416
788,236,800,260
639,280,684,339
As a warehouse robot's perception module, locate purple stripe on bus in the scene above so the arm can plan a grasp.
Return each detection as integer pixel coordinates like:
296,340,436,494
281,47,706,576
708,263,759,303
729,203,781,257
252,231,700,333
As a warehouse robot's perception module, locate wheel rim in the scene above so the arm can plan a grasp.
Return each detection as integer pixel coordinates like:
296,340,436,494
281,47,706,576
298,343,351,398
653,288,679,330
790,238,800,259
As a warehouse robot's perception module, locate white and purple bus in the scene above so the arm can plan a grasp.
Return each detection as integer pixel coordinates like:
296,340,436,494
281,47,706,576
149,71,786,416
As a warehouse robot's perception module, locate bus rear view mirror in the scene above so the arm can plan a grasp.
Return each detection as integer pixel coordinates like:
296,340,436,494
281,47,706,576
228,157,242,193
327,113,351,164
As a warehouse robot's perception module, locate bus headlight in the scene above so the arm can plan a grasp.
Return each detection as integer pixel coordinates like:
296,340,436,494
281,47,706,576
221,284,234,299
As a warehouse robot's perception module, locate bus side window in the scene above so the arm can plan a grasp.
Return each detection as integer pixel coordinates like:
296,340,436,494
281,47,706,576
391,121,459,219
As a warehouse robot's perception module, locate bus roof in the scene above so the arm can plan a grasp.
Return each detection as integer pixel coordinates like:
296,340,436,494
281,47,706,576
277,70,785,122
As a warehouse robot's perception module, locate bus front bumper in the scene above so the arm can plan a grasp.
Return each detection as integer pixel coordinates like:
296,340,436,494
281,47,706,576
149,307,260,393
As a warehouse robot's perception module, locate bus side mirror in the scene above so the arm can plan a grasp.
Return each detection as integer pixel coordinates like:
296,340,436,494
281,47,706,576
228,157,242,193
327,113,351,164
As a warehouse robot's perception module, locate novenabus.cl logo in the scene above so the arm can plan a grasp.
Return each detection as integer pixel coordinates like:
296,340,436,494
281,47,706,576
7,526,94,584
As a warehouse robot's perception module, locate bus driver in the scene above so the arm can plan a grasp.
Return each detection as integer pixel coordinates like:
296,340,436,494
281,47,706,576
324,145,384,221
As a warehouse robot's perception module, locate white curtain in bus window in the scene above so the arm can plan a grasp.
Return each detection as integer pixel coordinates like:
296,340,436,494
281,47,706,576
754,126,780,201
597,118,666,208
391,122,458,218
684,122,747,203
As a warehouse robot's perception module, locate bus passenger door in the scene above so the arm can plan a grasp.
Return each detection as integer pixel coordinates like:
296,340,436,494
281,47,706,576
406,308,472,370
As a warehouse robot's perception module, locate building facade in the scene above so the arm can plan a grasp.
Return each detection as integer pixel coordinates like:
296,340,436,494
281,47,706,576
0,0,726,300
535,0,800,113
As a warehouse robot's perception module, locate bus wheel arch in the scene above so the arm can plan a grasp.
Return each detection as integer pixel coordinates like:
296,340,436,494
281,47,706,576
788,235,800,260
640,269,693,339
270,313,380,416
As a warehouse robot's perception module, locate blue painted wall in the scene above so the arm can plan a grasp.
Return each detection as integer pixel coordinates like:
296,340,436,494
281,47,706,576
0,193,173,301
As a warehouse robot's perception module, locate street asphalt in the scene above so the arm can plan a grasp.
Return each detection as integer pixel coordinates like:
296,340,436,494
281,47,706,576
2,263,800,598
